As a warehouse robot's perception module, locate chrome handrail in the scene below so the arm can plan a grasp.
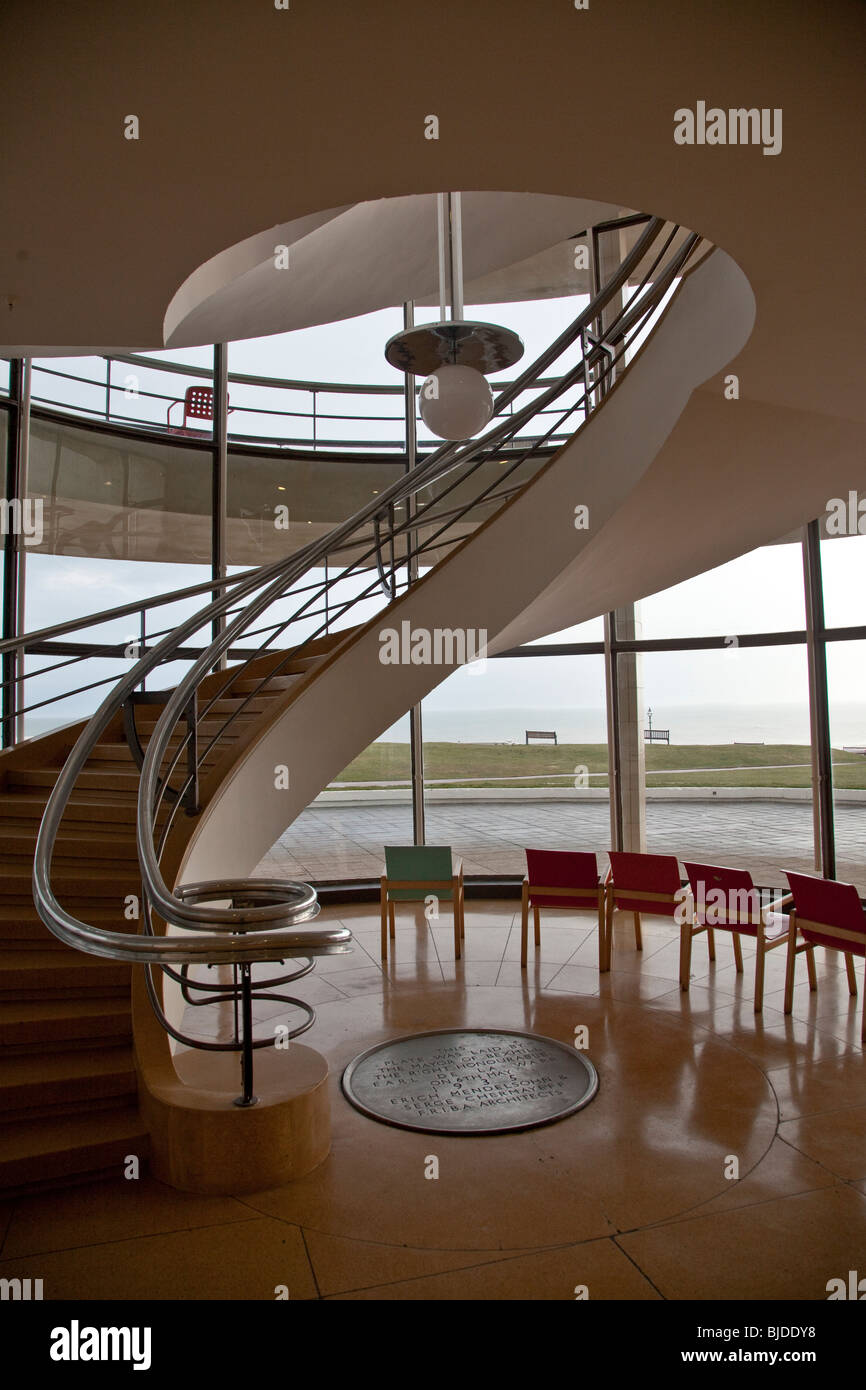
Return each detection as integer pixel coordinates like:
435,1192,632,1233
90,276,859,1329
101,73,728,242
32,216,705,969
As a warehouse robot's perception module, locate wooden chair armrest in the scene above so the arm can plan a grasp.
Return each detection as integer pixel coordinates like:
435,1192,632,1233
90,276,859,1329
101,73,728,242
763,892,793,919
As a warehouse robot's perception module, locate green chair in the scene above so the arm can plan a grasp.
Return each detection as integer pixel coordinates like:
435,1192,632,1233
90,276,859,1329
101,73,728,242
380,846,465,960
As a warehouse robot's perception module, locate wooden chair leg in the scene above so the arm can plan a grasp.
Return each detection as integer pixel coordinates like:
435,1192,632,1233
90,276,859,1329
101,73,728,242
633,911,642,951
846,953,858,997
380,879,388,960
706,927,716,962
754,937,766,1013
453,896,461,960
732,932,744,974
597,897,605,974
805,944,817,991
601,895,613,972
861,985,866,1046
533,903,541,947
521,881,530,968
388,901,396,940
679,921,693,992
783,922,798,1015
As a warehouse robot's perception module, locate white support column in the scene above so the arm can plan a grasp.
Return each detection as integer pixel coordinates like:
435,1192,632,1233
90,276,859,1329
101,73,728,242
605,603,647,853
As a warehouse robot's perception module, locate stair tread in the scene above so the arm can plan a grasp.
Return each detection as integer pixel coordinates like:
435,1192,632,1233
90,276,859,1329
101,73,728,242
0,1045,134,1086
0,1106,146,1163
0,949,131,971
0,997,131,1024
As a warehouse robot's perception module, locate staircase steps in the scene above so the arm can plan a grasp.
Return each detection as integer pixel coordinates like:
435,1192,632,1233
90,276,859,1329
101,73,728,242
0,1045,137,1121
0,950,131,1000
6,768,142,793
0,907,141,947
232,673,305,696
0,998,133,1052
0,641,333,1193
0,867,141,902
0,1106,149,1193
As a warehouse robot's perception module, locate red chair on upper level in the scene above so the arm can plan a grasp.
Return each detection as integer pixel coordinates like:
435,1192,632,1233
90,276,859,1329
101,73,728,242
604,851,682,973
785,872,866,1041
521,849,605,970
682,861,791,1008
166,385,234,434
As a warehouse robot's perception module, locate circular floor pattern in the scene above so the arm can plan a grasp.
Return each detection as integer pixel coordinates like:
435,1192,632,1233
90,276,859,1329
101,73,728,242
243,987,778,1252
341,1028,599,1134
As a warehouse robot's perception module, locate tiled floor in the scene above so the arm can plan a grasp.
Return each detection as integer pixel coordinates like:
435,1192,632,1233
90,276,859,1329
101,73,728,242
1,901,865,1300
258,800,866,892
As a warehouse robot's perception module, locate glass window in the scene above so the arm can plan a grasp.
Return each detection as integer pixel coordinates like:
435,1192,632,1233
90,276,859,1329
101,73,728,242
257,719,414,883
22,417,213,735
421,654,609,876
826,639,866,894
641,645,813,888
820,532,866,629
640,543,806,639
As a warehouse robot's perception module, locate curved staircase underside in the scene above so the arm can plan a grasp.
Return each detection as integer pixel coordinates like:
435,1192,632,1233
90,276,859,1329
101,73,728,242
0,246,753,1194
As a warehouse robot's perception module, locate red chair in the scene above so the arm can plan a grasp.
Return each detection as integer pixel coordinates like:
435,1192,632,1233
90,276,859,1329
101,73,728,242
604,851,681,972
521,850,605,970
785,872,866,1040
682,861,790,1008
166,385,233,433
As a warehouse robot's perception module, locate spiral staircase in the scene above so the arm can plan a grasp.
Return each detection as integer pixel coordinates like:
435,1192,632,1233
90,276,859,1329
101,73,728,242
0,216,750,1193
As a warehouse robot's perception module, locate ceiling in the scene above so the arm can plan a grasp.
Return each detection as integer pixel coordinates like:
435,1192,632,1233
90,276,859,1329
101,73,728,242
1,0,864,606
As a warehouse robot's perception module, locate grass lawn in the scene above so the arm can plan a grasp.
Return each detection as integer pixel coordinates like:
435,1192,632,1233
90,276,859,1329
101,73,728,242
330,742,866,790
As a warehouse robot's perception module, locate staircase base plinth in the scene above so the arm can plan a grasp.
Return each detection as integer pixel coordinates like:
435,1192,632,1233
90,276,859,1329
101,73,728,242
139,1043,330,1195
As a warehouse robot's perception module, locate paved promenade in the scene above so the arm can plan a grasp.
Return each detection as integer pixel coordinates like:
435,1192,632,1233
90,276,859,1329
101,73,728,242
258,797,866,891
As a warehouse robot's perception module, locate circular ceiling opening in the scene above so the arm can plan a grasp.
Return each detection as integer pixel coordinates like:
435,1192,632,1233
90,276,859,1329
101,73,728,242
163,190,634,349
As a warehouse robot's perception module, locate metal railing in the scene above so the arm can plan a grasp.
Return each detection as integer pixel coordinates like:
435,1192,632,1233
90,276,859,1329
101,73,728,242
25,214,707,1102
12,349,586,454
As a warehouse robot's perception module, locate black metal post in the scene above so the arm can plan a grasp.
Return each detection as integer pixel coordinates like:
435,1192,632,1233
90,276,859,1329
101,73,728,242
403,301,426,846
234,961,258,1107
803,520,836,879
2,360,25,748
184,693,199,816
605,611,624,852
212,344,228,661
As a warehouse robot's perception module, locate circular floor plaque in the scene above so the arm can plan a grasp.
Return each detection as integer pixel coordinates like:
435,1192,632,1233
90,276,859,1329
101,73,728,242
341,1028,598,1135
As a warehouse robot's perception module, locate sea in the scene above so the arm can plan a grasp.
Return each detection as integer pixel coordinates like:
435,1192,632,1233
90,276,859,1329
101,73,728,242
23,702,866,748
382,702,866,748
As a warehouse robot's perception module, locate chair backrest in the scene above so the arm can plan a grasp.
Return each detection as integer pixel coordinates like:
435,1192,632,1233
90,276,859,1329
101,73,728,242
184,386,215,421
683,861,760,927
525,849,600,908
787,872,866,956
608,851,682,917
384,845,454,901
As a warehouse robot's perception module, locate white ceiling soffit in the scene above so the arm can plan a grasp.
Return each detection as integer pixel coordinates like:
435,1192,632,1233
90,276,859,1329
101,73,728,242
163,192,619,348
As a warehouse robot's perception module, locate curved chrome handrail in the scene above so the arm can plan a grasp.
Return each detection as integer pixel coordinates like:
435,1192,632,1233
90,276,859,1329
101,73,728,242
32,216,706,968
